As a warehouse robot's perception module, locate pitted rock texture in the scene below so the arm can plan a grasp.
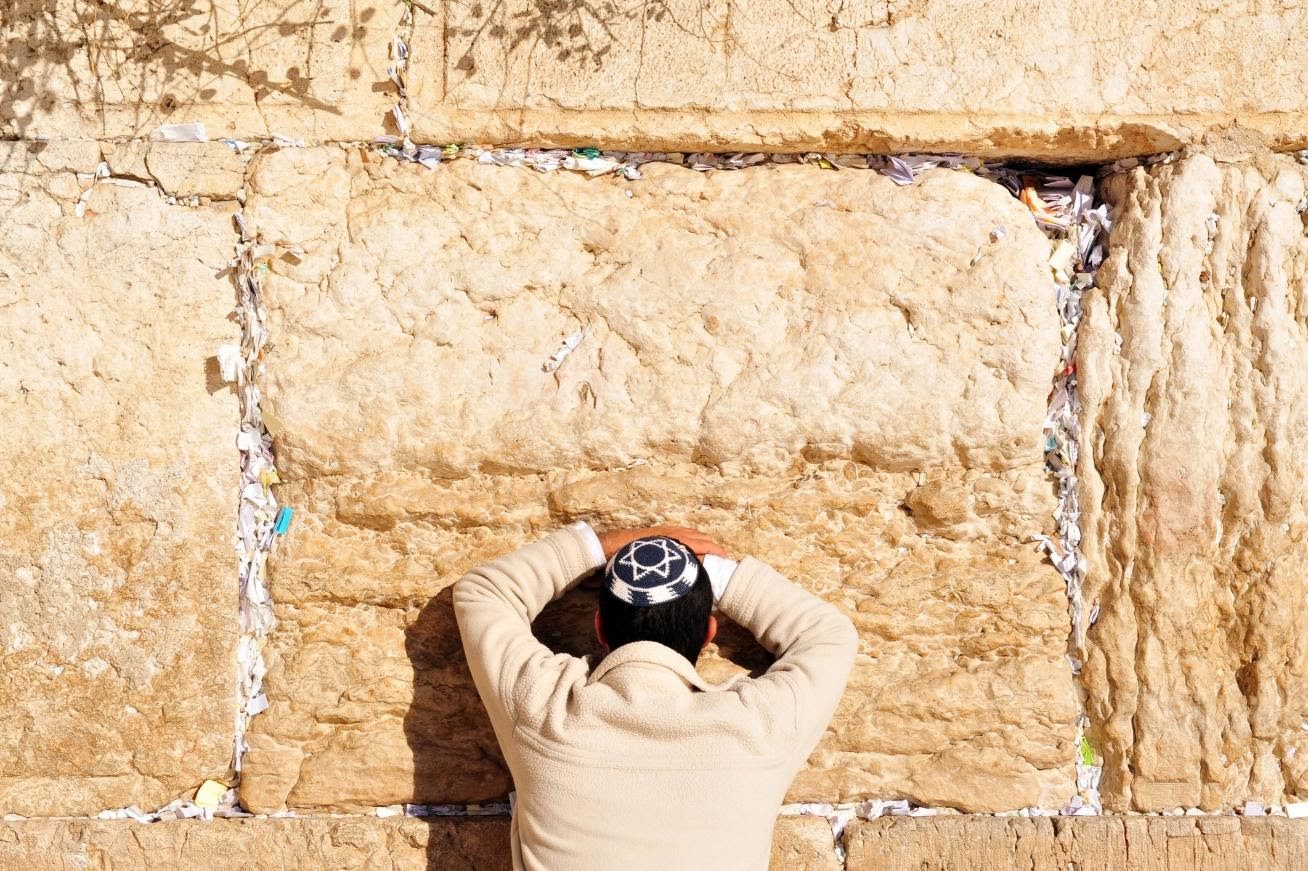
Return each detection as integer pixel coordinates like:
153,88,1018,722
237,148,1075,814
843,815,1308,870
0,142,239,814
0,815,835,869
5,1,1307,158
1078,152,1308,811
1,0,403,141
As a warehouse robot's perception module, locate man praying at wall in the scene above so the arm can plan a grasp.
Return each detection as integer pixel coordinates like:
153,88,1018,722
454,522,857,871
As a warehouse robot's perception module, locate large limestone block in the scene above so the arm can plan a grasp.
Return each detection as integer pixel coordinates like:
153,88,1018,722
0,816,510,870
239,148,1075,814
0,0,407,141
0,142,239,814
412,0,1308,159
0,814,836,869
1078,152,1308,811
6,2,1307,158
843,815,1308,870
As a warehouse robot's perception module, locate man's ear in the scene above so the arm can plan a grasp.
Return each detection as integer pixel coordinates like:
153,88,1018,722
703,614,717,649
594,609,610,653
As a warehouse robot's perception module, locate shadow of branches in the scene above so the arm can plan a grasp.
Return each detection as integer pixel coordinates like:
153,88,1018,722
448,0,680,73
441,0,908,100
1,0,370,145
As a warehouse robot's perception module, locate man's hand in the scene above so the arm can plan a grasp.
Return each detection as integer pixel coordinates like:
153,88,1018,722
596,525,728,561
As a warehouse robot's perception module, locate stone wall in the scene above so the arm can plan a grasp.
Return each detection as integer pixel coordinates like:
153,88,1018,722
4,1,1307,158
235,149,1076,815
2,0,1308,867
0,815,1302,870
1078,152,1308,812
0,141,239,815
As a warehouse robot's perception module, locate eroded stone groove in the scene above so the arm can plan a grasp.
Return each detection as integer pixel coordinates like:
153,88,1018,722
1034,171,1110,816
1078,151,1308,812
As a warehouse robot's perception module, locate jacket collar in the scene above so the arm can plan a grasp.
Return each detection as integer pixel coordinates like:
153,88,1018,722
588,641,734,693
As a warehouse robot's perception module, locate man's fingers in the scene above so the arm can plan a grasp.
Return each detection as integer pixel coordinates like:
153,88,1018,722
656,528,728,559
602,525,729,560
649,525,698,536
683,537,728,558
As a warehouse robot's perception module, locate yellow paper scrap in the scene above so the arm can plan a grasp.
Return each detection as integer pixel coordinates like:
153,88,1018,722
194,779,227,809
1049,240,1077,281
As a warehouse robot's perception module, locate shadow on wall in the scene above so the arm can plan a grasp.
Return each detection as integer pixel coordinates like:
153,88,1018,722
0,0,679,148
404,567,773,870
0,0,358,143
402,582,605,871
449,0,681,74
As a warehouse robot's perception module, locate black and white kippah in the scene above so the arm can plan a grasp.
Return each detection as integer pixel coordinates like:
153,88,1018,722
604,536,700,607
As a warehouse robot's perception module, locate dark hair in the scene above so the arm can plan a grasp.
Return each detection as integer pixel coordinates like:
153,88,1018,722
598,547,713,664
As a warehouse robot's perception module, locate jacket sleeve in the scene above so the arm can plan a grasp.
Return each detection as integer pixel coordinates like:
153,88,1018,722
716,557,858,755
452,523,605,727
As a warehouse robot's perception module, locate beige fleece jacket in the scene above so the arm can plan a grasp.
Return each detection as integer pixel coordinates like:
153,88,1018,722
453,524,858,871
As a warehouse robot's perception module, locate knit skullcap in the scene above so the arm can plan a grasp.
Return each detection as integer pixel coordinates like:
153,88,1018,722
603,536,700,607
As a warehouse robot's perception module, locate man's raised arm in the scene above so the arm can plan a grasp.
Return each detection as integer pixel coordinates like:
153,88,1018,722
452,522,605,726
714,557,858,753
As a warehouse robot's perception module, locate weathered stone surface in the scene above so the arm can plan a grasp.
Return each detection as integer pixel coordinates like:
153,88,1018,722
5,1,1307,158
771,815,842,871
419,0,1308,160
0,816,509,870
238,148,1075,814
844,815,1308,870
100,141,245,199
3,813,1301,870
1078,152,1308,811
1,0,403,141
0,814,835,869
0,142,240,815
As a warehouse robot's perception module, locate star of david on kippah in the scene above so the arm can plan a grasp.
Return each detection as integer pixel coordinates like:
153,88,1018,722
604,536,700,607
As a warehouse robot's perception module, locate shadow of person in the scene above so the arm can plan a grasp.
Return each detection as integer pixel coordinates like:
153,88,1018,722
404,584,510,869
404,577,773,870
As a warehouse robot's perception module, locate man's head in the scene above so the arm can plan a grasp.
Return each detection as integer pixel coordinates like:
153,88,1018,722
594,535,716,664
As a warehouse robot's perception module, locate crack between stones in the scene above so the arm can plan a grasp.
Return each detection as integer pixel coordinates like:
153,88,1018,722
1038,165,1108,819
227,189,281,810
